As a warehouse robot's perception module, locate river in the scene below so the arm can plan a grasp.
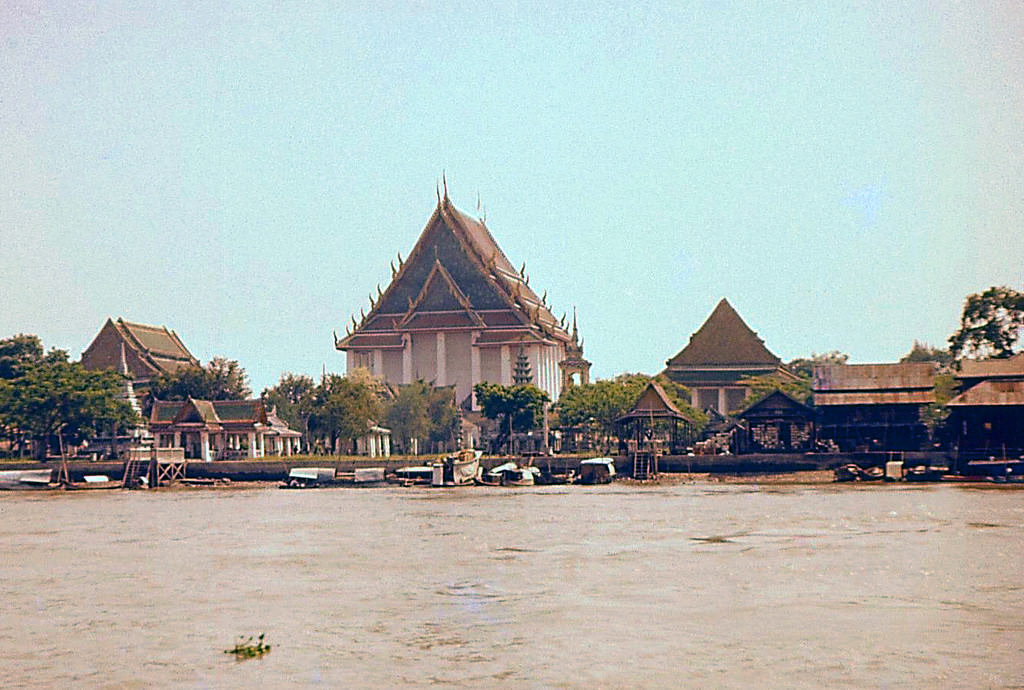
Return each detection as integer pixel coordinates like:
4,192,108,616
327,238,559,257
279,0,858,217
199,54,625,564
1,482,1021,688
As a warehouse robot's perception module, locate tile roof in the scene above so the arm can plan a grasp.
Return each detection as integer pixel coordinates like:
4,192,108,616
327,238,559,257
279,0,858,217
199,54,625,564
666,299,782,368
337,194,572,348
617,382,692,422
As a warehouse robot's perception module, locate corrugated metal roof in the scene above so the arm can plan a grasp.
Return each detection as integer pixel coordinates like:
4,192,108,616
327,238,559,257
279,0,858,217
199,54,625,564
956,354,1024,379
947,380,1024,406
813,363,935,392
814,390,935,405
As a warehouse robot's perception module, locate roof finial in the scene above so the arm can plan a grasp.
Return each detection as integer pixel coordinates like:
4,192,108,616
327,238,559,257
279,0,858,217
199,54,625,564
572,307,579,342
436,179,441,205
442,170,448,201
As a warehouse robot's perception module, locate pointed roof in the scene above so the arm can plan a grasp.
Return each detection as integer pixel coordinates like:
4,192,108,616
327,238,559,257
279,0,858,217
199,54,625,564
338,192,571,348
617,382,692,422
83,317,199,377
738,390,813,419
666,299,781,367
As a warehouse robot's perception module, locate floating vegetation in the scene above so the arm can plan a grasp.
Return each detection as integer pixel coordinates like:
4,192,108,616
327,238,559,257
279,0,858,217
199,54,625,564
224,633,271,660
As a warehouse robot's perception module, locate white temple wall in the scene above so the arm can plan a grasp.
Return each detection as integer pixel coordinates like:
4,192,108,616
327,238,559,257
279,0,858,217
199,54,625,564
411,333,437,382
480,347,501,385
445,331,473,406
382,350,403,384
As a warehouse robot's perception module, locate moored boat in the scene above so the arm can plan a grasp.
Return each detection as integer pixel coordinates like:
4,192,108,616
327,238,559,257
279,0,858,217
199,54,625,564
0,469,58,491
578,458,616,485
431,449,482,487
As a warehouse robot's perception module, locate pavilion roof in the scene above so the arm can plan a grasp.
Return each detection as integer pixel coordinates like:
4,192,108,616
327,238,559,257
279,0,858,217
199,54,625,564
617,382,693,423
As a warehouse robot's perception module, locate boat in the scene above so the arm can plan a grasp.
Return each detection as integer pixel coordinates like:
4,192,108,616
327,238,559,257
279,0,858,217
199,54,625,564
480,462,539,487
578,457,616,484
431,449,482,487
390,465,434,485
280,466,387,489
280,467,338,489
0,469,58,491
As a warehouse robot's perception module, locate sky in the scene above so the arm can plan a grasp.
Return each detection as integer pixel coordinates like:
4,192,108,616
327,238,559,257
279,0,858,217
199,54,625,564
2,1,1022,395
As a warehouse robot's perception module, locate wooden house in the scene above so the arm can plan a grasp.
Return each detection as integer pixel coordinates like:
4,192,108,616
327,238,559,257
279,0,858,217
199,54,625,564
813,363,935,452
737,390,815,453
662,299,799,415
947,354,1024,457
335,186,588,409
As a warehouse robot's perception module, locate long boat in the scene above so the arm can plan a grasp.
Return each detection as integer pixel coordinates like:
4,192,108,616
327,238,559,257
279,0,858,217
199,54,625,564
0,469,58,491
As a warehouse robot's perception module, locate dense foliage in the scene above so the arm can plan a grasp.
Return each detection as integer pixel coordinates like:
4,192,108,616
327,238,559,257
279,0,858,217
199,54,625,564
0,335,137,457
948,285,1024,361
385,381,457,454
150,356,252,406
260,372,316,442
900,341,953,368
473,382,550,453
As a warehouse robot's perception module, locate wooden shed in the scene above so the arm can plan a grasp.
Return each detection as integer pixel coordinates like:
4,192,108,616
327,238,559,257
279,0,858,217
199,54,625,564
737,390,815,453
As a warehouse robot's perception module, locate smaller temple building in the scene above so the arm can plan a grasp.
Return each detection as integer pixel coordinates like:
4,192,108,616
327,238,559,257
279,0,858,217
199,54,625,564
736,390,815,453
662,299,799,415
82,318,199,393
150,398,301,461
813,363,935,452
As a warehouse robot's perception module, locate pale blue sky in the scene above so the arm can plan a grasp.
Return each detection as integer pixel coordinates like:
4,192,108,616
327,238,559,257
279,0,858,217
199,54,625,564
2,2,1022,394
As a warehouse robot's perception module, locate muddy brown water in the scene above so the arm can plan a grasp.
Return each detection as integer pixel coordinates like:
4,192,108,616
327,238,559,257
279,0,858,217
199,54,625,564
1,483,1022,688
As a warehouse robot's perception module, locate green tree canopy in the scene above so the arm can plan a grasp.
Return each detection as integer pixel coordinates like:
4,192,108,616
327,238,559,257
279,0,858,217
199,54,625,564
900,341,953,368
948,285,1024,361
261,372,315,441
735,373,813,413
309,374,383,453
150,356,251,405
473,382,549,453
384,381,458,454
0,347,137,456
786,351,849,379
0,334,45,379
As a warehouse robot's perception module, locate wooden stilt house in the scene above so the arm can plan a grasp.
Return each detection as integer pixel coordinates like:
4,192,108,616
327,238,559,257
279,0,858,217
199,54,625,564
736,390,815,453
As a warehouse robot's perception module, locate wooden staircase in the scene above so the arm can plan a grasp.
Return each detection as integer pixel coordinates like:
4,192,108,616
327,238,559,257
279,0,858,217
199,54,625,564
632,450,658,480
121,457,152,488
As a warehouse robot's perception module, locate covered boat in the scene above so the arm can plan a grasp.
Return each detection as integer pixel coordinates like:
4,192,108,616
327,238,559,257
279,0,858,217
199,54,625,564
431,449,482,487
480,462,540,487
280,467,337,489
578,458,616,485
0,469,57,491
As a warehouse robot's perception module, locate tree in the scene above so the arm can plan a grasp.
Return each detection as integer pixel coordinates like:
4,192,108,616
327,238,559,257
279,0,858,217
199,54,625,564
384,381,458,454
150,356,251,405
735,373,812,412
948,286,1024,361
308,374,382,454
473,382,549,454
900,341,953,369
0,334,45,379
261,373,315,448
0,350,136,457
786,351,849,379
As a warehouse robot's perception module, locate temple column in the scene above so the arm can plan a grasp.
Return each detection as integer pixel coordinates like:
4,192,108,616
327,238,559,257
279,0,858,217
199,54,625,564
500,345,512,385
470,333,481,409
259,432,266,458
402,334,412,384
691,389,700,409
436,332,446,386
200,431,211,462
173,431,181,448
248,431,257,458
718,388,728,415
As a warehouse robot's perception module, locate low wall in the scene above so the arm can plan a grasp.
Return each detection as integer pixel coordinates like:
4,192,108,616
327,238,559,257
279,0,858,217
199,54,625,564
1,451,954,483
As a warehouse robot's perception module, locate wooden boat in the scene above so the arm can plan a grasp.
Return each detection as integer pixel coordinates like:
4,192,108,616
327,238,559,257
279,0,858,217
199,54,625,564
64,474,122,491
280,467,338,489
390,466,434,485
431,449,482,487
578,458,616,485
480,462,539,487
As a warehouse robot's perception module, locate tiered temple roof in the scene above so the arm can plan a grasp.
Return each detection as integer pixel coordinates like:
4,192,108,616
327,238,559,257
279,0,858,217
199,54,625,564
82,317,199,381
336,190,574,351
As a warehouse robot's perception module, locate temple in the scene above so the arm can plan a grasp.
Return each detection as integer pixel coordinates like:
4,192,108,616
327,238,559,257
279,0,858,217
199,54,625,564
662,299,797,414
335,185,588,408
82,317,199,393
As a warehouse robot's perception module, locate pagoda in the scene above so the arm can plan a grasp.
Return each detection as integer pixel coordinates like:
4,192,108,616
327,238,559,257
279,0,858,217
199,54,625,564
662,298,797,414
335,183,588,408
